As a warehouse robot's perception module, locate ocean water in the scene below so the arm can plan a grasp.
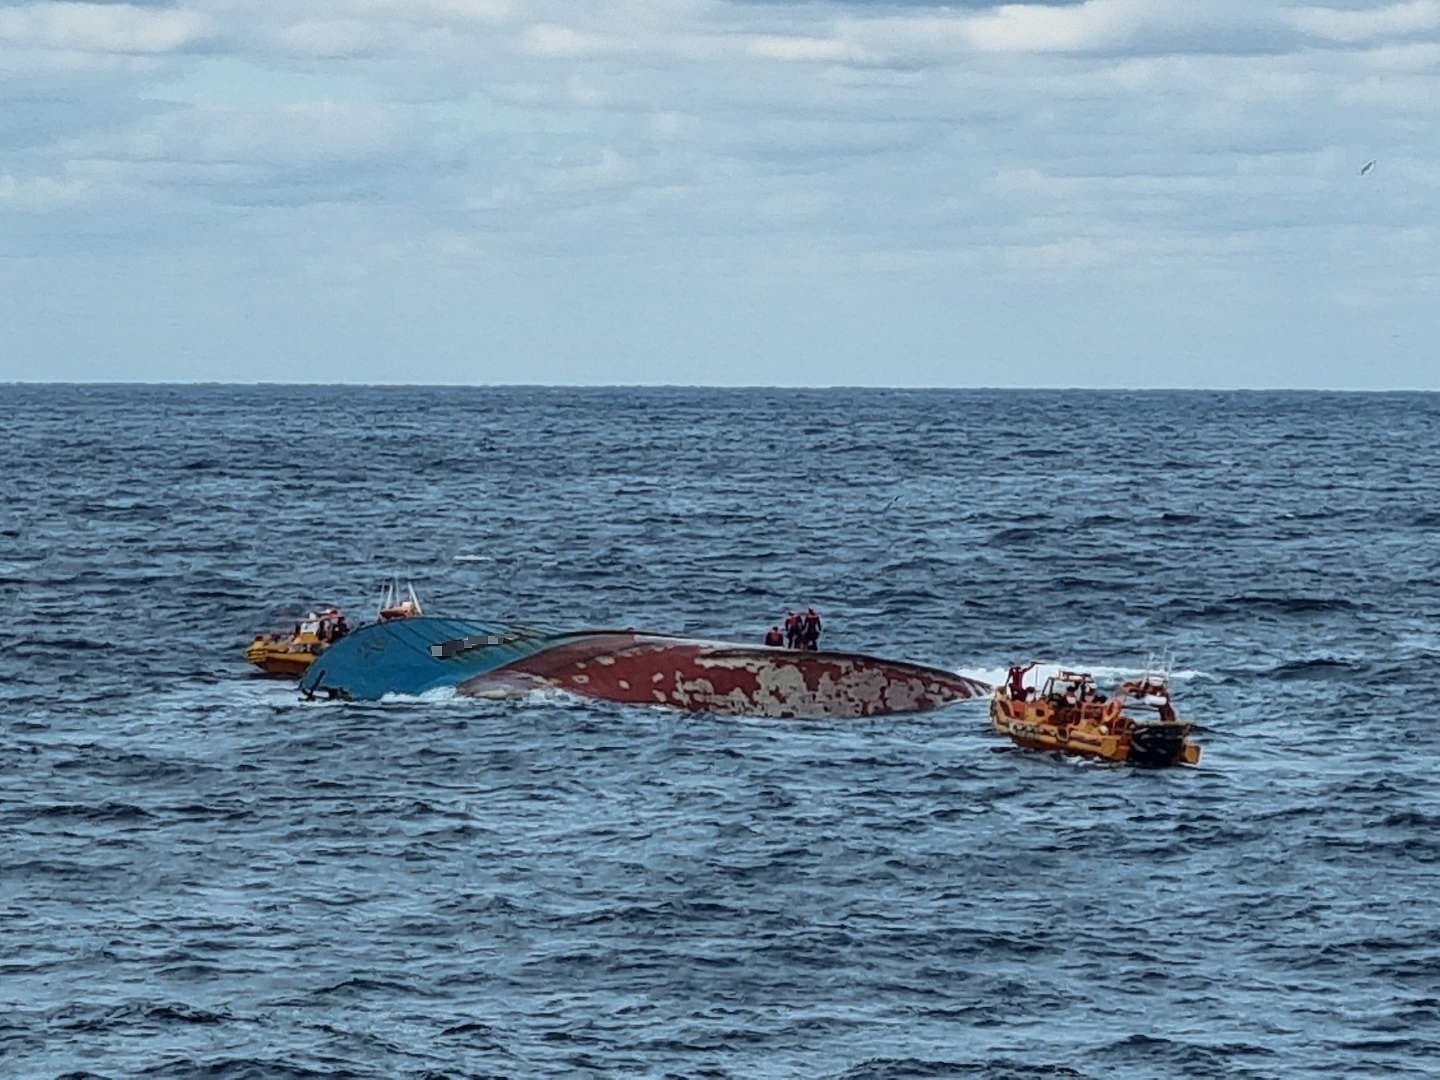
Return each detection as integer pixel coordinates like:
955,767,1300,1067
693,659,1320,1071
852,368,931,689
2,385,1438,1079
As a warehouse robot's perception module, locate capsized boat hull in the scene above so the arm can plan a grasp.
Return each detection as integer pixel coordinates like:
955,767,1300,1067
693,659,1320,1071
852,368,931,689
297,617,568,701
298,617,987,717
461,632,986,719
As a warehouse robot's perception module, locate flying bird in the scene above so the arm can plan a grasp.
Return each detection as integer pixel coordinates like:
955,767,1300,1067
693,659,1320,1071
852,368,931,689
1360,160,1376,175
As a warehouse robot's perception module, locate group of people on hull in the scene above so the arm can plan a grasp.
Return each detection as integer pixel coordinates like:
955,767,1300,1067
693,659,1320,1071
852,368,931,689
764,608,823,650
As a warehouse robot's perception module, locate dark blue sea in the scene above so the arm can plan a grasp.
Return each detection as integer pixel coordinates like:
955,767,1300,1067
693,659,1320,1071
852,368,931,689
3,385,1439,1079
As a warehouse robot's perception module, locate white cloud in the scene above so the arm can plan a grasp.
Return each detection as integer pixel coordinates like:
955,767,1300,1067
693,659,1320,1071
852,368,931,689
1356,40,1440,71
648,110,696,138
1006,235,1121,269
1339,71,1440,108
268,18,385,58
379,0,513,24
1291,1,1440,44
7,1,1433,222
2,0,1439,384
990,168,1081,198
960,0,1169,53
523,23,612,58
804,0,1286,63
0,3,212,53
542,147,628,190
0,170,87,209
179,103,399,173
755,188,836,219
746,34,866,62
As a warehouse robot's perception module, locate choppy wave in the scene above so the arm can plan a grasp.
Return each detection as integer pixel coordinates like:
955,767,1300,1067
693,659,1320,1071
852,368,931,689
3,385,1439,1078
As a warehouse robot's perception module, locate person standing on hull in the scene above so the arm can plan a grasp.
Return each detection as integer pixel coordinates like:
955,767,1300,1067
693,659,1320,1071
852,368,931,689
784,610,800,649
801,607,822,650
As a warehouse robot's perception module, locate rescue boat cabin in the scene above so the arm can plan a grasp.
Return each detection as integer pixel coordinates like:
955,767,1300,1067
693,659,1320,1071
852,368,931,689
378,581,423,622
1037,670,1102,703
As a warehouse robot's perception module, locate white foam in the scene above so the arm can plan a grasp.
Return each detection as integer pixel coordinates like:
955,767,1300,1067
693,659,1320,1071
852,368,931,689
377,685,459,704
462,683,579,706
160,677,306,711
1398,631,1440,656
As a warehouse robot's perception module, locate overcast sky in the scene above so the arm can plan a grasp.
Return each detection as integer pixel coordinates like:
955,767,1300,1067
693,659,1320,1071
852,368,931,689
0,0,1436,386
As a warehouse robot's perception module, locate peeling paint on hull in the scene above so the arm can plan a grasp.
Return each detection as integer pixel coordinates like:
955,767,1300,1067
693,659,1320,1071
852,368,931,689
462,634,987,719
299,617,988,718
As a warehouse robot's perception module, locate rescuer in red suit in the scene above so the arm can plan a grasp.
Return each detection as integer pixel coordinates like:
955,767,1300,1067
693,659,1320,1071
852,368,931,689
801,608,822,650
1007,661,1037,700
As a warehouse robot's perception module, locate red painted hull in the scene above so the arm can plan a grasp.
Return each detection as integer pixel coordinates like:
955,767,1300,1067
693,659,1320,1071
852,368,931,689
457,633,988,719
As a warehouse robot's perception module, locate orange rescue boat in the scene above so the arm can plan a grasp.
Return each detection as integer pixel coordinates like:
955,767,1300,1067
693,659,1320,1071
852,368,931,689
990,666,1201,767
244,608,350,677
246,582,425,677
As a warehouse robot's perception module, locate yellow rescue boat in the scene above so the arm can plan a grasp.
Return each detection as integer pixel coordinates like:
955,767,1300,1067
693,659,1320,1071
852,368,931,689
244,583,424,677
990,666,1201,767
244,608,349,677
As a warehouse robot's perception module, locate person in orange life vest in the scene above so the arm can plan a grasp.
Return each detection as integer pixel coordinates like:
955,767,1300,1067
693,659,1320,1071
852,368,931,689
784,611,799,648
764,626,784,647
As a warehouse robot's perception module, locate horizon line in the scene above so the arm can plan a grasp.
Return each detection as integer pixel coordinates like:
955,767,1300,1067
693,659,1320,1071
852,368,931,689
1,381,1437,394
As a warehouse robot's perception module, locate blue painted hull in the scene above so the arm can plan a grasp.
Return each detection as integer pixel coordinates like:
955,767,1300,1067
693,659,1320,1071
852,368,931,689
298,617,574,701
